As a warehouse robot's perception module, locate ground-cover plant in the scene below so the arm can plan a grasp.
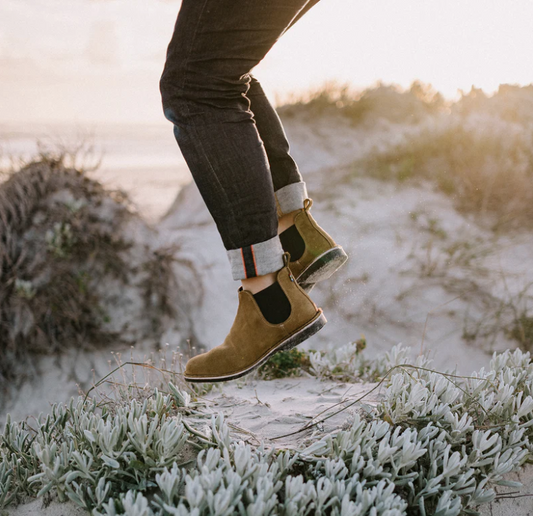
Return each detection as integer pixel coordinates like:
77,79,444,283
256,337,384,382
257,348,312,380
3,344,533,515
305,337,395,383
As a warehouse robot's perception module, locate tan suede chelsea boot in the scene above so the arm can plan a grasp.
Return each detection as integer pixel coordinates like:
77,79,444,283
282,199,348,292
184,255,326,383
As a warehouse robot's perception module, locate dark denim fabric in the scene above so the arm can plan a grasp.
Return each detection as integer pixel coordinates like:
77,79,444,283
160,0,321,251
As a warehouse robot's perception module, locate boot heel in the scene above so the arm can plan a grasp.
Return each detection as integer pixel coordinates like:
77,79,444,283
298,246,348,290
278,310,327,352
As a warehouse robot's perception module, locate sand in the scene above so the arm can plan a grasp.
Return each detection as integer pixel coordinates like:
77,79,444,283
3,112,533,514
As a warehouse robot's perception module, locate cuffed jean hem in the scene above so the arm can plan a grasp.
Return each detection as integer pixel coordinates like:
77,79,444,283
227,234,285,281
275,181,308,217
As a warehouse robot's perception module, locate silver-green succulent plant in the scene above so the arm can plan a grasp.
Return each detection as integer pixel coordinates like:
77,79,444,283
2,344,533,515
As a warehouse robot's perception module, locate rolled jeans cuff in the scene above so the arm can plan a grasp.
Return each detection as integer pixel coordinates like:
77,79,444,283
227,234,284,281
275,181,308,217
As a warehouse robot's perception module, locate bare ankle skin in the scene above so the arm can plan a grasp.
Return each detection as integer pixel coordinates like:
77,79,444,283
241,271,277,294
278,210,297,234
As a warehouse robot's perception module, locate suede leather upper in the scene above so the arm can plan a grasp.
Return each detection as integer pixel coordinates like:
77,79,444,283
288,203,338,280
184,264,320,379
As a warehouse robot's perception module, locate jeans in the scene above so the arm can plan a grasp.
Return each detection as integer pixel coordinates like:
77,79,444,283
160,0,321,280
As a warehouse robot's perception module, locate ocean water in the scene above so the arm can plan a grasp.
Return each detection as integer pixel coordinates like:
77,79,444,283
0,122,191,223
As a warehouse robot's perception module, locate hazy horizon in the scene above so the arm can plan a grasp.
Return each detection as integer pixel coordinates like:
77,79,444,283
1,0,533,125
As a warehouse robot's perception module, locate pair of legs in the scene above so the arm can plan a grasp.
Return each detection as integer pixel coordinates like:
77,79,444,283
160,0,321,290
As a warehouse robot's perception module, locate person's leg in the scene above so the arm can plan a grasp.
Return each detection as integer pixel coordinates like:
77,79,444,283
160,0,315,286
246,73,348,294
282,0,321,34
246,75,307,229
239,0,349,291
160,0,327,382
244,0,320,222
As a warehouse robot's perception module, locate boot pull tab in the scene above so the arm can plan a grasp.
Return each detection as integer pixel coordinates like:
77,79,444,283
282,252,295,281
304,198,313,211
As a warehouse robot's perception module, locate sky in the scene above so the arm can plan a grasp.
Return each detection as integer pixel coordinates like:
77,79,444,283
1,0,533,124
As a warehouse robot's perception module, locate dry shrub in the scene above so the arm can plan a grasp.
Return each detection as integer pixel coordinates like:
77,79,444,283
453,83,533,125
0,153,197,398
281,81,533,228
139,244,203,338
277,79,446,125
0,156,130,382
357,113,533,229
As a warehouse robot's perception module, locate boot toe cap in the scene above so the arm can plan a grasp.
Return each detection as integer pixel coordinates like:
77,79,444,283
184,354,206,378
184,346,240,380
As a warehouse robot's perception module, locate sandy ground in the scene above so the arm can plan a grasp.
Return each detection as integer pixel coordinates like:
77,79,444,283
3,113,533,514
6,498,87,516
202,377,379,450
479,465,533,516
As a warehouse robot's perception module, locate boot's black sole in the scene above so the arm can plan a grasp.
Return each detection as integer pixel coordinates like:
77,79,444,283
184,310,327,383
297,246,348,293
